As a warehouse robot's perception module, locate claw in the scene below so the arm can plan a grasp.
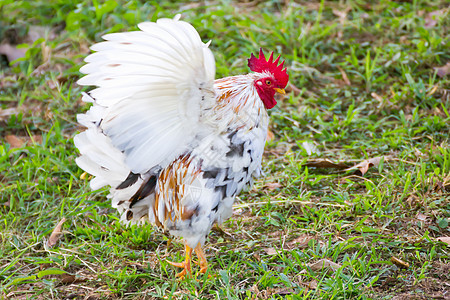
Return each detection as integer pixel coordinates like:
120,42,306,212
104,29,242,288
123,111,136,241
166,260,186,269
194,243,208,274
166,243,192,279
167,242,210,278
166,260,190,278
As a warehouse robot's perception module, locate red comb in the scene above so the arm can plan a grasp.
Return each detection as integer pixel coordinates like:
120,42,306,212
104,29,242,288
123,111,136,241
248,48,289,88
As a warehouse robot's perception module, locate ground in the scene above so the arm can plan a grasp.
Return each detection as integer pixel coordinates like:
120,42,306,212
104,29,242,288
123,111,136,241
0,1,449,299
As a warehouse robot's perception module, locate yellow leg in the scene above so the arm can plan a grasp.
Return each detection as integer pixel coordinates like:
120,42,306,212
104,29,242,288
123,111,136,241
166,243,192,278
194,243,208,274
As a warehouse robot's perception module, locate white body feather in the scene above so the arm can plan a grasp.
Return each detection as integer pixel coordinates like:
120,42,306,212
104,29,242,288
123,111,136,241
75,15,270,248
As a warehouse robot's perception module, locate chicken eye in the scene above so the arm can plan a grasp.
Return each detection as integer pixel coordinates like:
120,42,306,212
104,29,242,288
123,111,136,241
265,79,272,86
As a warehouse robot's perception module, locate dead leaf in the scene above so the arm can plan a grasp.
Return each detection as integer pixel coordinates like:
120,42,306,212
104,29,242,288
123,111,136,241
337,66,351,85
302,141,319,156
47,217,67,248
27,25,57,43
41,42,51,63
249,284,263,300
5,135,26,149
332,8,349,21
307,279,318,289
299,279,318,290
5,135,42,148
60,274,76,284
332,7,351,39
351,157,380,175
390,256,409,269
435,62,450,78
346,156,391,176
427,85,438,96
371,92,384,103
1,25,56,67
264,182,282,190
0,108,18,120
416,212,427,222
437,237,450,245
424,9,447,28
304,159,349,169
266,130,275,141
33,135,42,143
253,253,261,261
268,230,284,238
286,234,313,249
308,258,341,273
274,288,294,296
0,44,26,64
264,248,277,255
232,207,243,216
59,273,86,284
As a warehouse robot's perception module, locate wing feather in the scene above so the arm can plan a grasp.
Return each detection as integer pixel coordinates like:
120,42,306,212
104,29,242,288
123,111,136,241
76,15,216,178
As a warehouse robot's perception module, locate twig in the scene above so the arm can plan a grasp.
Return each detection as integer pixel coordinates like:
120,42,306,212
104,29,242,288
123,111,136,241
234,199,346,209
340,175,376,184
390,158,421,166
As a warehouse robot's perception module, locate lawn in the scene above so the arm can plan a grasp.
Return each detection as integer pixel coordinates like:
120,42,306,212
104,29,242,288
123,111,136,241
0,0,449,299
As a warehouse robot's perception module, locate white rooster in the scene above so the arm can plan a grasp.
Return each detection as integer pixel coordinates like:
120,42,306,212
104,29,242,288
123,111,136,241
74,14,288,277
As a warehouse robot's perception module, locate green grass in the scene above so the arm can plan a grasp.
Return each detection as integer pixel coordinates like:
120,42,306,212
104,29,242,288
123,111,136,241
1,0,449,299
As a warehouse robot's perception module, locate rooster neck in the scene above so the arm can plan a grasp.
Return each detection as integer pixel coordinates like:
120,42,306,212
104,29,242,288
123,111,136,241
211,74,267,131
214,74,259,103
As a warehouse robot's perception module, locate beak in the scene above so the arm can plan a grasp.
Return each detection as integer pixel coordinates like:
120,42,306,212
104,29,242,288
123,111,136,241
274,88,286,95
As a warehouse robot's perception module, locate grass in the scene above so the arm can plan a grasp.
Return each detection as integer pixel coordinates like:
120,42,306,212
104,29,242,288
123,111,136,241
0,0,449,299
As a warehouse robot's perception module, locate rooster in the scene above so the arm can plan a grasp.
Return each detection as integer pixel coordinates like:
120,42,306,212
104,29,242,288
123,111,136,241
74,15,288,278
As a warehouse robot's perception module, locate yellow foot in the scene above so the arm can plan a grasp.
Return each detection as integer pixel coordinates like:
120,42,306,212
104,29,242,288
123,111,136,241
166,260,191,278
166,243,192,279
194,243,209,274
167,242,211,278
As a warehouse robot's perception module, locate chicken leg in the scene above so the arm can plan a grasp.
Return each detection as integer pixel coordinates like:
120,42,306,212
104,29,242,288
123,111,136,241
194,243,208,274
166,242,209,278
166,243,192,278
